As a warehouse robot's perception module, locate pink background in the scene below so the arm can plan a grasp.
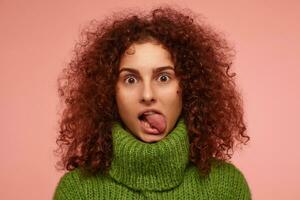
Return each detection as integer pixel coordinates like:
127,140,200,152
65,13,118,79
1,0,299,199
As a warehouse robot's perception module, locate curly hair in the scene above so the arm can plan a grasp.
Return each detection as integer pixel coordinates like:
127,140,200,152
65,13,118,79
56,6,250,175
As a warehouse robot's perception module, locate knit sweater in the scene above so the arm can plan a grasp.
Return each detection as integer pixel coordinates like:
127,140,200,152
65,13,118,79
54,119,251,199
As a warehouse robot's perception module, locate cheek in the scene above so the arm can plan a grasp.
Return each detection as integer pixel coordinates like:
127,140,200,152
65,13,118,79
160,88,182,105
116,88,137,111
176,85,183,102
116,88,127,109
116,85,128,100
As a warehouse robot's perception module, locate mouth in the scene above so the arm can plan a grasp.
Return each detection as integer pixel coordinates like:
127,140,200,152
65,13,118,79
137,109,166,135
138,110,160,119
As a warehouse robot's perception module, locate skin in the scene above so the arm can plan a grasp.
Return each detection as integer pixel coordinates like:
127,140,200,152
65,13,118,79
115,42,182,143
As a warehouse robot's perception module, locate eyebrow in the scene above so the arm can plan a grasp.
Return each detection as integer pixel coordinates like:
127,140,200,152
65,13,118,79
118,66,175,75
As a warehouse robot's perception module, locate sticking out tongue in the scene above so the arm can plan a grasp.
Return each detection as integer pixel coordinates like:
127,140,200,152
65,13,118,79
144,113,166,134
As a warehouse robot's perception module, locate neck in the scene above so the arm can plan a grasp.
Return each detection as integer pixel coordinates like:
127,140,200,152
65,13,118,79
109,119,189,191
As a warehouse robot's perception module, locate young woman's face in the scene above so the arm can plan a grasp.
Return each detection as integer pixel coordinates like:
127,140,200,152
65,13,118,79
116,42,182,143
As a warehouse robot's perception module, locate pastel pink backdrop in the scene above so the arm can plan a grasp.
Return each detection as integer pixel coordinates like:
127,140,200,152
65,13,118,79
1,0,299,199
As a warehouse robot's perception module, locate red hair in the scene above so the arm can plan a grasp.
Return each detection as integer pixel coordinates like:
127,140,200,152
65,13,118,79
56,6,249,175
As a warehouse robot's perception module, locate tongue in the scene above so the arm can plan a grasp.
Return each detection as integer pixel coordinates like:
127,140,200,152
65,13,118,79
144,113,166,134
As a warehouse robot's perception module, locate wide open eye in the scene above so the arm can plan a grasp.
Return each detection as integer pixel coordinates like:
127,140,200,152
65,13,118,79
157,73,171,82
124,76,138,84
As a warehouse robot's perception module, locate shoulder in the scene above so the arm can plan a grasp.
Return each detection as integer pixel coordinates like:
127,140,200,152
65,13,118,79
53,169,110,200
184,161,251,199
209,160,252,200
53,169,85,200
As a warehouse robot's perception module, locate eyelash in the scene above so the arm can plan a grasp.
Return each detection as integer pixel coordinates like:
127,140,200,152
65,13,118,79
123,73,171,84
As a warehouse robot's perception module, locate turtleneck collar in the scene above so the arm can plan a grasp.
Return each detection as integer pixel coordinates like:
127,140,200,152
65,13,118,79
109,119,189,191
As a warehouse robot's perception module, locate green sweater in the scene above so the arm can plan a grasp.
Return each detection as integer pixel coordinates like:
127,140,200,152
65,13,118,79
54,120,251,199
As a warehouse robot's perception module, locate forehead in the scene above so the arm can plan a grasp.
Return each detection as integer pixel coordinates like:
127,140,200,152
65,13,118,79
119,42,174,71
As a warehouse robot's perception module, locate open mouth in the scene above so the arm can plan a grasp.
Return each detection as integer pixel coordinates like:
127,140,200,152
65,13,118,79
138,111,156,121
137,111,166,134
138,112,158,133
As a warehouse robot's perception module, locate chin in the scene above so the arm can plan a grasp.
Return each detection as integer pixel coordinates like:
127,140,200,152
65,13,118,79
139,134,166,143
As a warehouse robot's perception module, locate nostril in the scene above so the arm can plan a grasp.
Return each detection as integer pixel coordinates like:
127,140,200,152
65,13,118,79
141,98,156,102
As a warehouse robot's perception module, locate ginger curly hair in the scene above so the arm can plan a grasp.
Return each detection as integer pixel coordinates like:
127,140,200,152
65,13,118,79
56,6,249,175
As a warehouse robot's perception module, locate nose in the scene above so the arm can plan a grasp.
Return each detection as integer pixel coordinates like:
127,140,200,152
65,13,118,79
140,81,156,105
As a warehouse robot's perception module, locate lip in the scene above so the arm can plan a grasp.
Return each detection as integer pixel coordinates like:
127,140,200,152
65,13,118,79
137,108,163,119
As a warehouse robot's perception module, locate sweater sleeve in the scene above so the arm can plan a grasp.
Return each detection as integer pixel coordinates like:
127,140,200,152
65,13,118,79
210,161,252,200
53,170,85,200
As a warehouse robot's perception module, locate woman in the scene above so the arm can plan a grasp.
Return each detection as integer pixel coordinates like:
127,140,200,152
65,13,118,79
54,6,251,199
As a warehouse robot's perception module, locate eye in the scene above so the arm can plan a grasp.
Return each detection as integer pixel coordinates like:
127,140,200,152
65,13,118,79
157,73,171,82
124,76,137,84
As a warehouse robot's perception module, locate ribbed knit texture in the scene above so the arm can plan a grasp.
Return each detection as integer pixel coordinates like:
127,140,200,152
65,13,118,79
109,119,189,192
54,119,251,199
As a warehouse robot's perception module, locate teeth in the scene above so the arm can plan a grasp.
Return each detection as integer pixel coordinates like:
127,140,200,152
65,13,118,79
143,111,156,115
142,120,151,128
138,111,157,120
